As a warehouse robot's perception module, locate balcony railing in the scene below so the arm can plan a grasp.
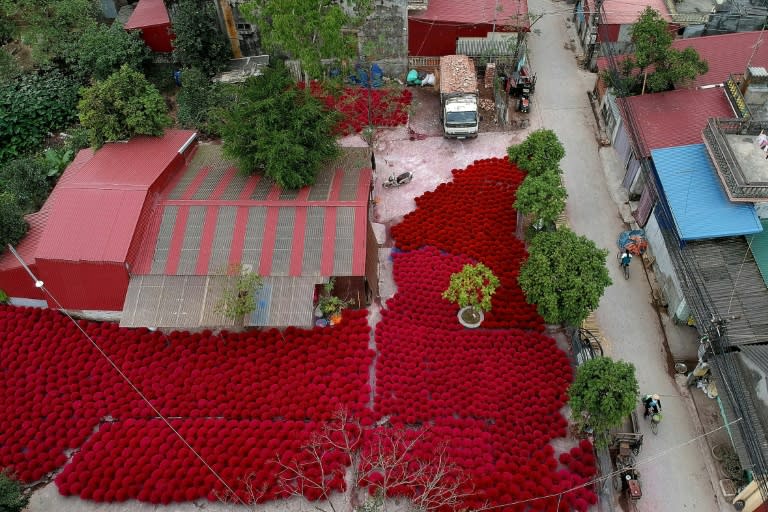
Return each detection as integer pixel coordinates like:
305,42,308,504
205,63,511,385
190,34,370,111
725,74,751,119
703,118,768,201
408,0,429,10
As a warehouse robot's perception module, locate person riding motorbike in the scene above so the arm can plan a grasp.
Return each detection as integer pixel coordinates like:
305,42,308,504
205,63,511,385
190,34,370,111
620,251,632,268
643,393,661,418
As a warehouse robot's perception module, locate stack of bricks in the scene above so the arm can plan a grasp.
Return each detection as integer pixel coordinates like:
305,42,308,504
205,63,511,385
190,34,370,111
485,63,496,89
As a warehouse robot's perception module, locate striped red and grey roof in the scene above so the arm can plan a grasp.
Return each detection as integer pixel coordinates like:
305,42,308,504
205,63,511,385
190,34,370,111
132,145,371,279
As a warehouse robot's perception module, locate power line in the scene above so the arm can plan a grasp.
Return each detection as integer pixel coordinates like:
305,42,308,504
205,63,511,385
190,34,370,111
6,244,245,505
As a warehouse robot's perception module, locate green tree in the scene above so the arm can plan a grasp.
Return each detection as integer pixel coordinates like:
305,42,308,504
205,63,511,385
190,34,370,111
78,64,171,148
518,228,611,325
219,63,340,189
0,0,97,64
0,193,29,251
443,262,500,326
507,129,565,176
604,7,708,95
177,67,232,136
62,21,149,82
215,264,263,322
0,157,50,212
514,170,567,230
0,69,79,162
240,0,372,81
172,0,230,76
568,357,639,446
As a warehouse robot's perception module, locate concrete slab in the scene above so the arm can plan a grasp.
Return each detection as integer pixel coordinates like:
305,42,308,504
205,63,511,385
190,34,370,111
725,133,768,183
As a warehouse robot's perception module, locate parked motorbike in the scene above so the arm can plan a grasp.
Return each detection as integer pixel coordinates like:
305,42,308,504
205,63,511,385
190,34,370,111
383,172,413,188
518,89,531,113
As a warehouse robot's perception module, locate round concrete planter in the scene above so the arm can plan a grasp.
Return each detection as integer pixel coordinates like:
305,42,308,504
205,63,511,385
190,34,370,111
458,306,484,328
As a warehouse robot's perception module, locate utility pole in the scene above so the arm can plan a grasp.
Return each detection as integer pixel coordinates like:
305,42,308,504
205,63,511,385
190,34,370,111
218,0,243,59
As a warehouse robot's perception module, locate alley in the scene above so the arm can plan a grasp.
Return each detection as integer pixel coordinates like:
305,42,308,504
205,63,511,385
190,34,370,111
525,0,721,510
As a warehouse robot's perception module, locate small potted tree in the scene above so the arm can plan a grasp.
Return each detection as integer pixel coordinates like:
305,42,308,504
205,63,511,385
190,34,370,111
315,278,352,326
442,262,500,328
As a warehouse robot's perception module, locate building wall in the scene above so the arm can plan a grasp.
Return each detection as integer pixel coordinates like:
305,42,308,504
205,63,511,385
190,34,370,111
360,0,408,77
645,208,688,322
408,21,502,57
34,260,129,311
0,266,46,301
132,24,174,53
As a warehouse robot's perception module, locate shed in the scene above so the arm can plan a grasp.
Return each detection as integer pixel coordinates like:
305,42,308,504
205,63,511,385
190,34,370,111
0,130,198,311
409,0,529,57
651,144,762,240
124,0,174,53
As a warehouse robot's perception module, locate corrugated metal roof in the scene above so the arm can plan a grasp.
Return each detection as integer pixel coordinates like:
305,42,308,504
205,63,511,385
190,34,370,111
687,238,768,345
597,31,768,86
410,0,530,31
748,219,768,287
34,130,196,264
625,88,734,158
124,0,170,29
601,0,671,25
651,144,762,240
135,145,371,279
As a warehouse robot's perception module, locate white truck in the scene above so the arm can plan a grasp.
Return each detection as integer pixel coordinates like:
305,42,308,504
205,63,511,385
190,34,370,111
439,55,479,139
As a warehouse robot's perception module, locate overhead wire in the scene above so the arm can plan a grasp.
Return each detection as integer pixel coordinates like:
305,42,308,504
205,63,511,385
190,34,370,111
6,244,245,505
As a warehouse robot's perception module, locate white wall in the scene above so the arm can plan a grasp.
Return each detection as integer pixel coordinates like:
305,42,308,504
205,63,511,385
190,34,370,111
645,210,689,321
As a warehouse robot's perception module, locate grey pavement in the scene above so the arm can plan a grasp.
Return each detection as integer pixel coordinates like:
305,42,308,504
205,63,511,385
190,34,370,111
526,0,725,510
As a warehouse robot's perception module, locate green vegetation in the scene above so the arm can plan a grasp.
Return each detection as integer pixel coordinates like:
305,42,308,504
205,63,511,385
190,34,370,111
507,129,565,176
316,278,352,320
78,64,171,148
219,63,340,189
518,228,611,326
241,0,372,81
176,67,232,137
172,0,230,76
443,262,500,315
604,7,708,95
215,264,263,321
514,170,567,231
568,357,639,446
62,21,149,82
0,193,29,252
0,157,50,211
0,69,79,162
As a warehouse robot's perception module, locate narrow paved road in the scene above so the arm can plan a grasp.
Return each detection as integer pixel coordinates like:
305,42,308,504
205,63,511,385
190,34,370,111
525,1,720,510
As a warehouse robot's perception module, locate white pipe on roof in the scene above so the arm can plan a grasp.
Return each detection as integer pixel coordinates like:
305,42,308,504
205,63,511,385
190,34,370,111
178,133,198,154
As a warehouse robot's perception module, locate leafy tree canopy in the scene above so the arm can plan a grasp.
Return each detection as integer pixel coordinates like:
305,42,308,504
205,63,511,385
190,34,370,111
603,7,708,95
568,357,638,445
240,0,372,80
507,129,565,176
78,64,171,148
442,262,500,313
218,63,340,189
0,69,79,163
62,21,150,83
172,0,231,76
0,192,29,252
177,67,233,137
518,228,611,325
0,157,51,212
0,0,98,64
514,169,567,227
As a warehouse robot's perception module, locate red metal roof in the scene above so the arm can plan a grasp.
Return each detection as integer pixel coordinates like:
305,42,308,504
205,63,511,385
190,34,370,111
598,31,768,84
622,87,734,157
410,0,530,30
124,0,170,29
0,148,94,272
601,0,671,25
671,31,768,87
34,130,196,263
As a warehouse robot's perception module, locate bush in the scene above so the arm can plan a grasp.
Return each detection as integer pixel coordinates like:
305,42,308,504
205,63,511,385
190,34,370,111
0,193,29,250
172,0,230,76
442,262,500,313
62,21,150,83
0,69,79,162
78,65,171,148
176,68,231,137
0,157,50,212
0,469,28,512
219,63,340,189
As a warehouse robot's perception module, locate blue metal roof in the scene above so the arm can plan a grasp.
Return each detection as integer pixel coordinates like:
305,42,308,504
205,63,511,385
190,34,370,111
651,144,763,241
